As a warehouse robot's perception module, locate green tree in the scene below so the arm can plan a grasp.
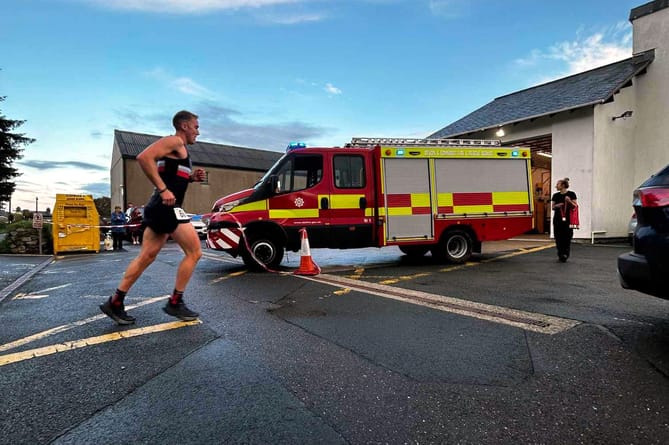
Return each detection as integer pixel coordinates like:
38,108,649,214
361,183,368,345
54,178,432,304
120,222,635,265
94,196,111,218
1,96,34,201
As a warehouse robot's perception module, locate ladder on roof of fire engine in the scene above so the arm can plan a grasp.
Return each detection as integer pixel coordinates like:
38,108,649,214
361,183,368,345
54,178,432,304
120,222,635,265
349,137,501,147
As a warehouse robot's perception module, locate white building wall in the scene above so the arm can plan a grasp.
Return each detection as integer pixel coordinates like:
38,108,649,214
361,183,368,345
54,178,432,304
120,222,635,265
593,86,638,238
110,140,124,210
632,5,669,184
550,109,594,239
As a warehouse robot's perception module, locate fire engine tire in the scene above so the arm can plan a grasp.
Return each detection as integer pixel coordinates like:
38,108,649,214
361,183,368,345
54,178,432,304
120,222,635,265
399,245,430,257
241,235,285,271
433,230,472,264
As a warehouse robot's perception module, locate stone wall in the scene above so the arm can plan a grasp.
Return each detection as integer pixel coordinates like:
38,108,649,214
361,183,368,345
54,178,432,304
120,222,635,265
1,226,53,254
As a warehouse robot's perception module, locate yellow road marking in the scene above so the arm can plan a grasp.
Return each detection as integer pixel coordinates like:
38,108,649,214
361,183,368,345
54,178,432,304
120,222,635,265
379,272,431,285
210,270,247,284
0,296,167,353
0,320,201,367
480,244,553,262
13,294,49,300
13,283,73,300
335,267,366,295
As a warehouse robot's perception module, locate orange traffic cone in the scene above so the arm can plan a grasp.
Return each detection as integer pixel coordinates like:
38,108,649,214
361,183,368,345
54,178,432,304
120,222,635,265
294,227,320,276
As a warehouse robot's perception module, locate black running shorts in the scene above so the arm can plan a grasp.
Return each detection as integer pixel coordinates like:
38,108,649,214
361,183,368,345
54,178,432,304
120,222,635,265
142,203,189,234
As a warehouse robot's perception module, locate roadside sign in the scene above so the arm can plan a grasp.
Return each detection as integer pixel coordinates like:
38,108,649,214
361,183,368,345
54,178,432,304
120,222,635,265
32,212,43,229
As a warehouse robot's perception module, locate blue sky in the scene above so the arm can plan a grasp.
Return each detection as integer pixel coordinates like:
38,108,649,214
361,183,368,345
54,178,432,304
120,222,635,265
1,0,641,212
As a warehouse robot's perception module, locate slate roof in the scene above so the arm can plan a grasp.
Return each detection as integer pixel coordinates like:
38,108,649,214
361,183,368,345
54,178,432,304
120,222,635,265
630,0,669,21
114,130,283,172
429,49,655,139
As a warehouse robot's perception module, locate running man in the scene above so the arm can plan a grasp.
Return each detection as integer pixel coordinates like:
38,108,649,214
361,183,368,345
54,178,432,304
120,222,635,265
100,110,206,324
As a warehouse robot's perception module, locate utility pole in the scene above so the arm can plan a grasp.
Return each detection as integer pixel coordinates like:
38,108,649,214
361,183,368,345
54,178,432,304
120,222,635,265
34,197,43,255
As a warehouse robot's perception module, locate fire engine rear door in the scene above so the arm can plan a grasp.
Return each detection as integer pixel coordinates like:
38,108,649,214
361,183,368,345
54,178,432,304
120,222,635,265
383,158,433,241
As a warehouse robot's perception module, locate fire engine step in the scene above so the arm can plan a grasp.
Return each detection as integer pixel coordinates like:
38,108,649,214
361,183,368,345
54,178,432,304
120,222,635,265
296,274,580,335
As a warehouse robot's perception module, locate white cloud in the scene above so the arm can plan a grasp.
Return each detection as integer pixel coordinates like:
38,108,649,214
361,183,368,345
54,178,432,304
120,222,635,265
516,22,633,82
144,68,213,98
257,12,323,24
428,0,470,19
171,77,212,97
80,0,303,14
324,83,342,95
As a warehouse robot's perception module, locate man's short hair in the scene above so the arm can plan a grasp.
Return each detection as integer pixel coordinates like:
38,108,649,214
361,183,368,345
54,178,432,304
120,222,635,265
173,110,198,130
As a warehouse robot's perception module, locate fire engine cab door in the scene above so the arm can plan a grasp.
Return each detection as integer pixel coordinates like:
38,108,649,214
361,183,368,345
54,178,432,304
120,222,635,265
270,153,329,248
327,153,375,248
383,158,433,241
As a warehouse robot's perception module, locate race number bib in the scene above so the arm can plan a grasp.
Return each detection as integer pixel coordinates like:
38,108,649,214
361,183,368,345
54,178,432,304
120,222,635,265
174,207,191,221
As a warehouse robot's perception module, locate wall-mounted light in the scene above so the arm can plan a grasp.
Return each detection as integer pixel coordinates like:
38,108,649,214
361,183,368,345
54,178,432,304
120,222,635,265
612,110,633,121
495,127,505,137
537,151,552,158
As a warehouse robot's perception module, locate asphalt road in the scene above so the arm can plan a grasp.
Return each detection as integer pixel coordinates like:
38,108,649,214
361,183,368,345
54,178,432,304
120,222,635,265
0,239,668,444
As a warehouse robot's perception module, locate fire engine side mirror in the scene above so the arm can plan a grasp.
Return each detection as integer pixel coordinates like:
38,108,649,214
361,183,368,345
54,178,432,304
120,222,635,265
359,197,367,209
268,175,280,195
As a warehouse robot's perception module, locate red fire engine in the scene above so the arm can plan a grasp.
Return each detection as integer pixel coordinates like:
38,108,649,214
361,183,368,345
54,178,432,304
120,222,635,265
206,137,534,270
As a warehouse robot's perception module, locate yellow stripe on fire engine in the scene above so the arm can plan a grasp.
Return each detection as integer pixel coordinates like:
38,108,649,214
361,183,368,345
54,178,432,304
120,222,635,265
269,209,320,219
492,191,529,204
381,147,529,159
437,193,454,207
231,200,267,212
329,194,363,209
387,207,413,216
411,193,430,207
453,205,494,214
323,194,375,217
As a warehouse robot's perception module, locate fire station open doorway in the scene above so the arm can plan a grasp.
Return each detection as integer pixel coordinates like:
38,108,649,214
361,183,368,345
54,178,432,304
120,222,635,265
506,134,552,234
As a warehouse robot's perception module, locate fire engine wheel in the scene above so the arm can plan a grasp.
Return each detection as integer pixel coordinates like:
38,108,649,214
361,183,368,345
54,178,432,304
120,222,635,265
398,245,430,257
433,230,472,264
241,235,285,271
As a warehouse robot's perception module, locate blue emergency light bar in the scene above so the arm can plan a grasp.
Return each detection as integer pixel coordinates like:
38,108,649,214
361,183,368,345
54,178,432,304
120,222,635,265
286,142,307,152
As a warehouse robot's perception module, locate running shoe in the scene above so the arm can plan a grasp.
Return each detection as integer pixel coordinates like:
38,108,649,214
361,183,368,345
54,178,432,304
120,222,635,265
100,298,136,325
163,301,199,321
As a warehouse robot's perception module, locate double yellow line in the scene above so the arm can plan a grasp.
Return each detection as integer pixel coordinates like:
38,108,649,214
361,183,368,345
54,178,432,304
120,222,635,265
0,296,200,367
0,320,200,367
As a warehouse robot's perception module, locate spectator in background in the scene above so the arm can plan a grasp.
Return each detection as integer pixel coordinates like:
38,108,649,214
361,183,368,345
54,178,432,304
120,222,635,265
129,205,144,245
551,178,578,262
110,206,127,251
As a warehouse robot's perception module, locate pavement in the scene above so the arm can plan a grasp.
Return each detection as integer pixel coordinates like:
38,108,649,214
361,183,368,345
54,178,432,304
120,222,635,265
0,254,54,304
4,234,667,445
0,234,597,305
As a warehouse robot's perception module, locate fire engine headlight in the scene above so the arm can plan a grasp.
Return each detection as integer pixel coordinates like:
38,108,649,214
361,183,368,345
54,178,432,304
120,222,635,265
222,200,240,211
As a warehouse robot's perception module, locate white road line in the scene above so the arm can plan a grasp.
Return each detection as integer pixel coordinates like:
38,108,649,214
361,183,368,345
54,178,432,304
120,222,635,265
201,252,243,264
0,295,167,353
296,273,580,335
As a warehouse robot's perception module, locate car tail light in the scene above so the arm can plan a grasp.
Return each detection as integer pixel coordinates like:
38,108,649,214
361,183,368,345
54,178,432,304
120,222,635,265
634,187,669,208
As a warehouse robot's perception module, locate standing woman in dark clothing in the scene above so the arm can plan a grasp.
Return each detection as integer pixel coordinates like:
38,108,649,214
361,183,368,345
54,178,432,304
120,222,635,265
551,178,577,262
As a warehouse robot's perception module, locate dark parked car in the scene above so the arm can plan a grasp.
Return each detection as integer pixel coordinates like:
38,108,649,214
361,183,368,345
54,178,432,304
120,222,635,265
618,164,669,299
627,212,637,245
